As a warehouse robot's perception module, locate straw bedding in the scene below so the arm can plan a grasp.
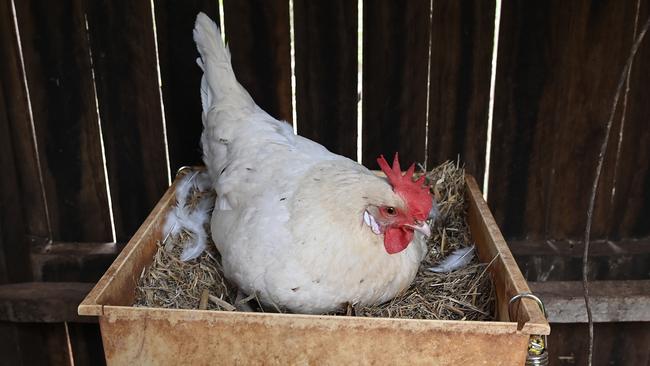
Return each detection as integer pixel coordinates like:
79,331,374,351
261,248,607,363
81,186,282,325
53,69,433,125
134,161,495,320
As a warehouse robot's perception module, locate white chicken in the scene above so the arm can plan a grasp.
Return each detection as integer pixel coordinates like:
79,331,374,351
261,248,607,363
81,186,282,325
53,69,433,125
194,13,435,314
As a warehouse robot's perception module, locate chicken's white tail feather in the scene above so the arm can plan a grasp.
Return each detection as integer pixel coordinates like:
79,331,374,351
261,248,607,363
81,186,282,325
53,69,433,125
193,12,254,114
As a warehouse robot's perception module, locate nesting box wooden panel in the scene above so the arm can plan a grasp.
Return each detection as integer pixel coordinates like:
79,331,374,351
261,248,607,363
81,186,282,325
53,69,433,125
79,172,549,365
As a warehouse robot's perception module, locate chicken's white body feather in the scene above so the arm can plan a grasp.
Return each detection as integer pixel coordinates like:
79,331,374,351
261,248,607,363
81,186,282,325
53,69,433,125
194,13,426,313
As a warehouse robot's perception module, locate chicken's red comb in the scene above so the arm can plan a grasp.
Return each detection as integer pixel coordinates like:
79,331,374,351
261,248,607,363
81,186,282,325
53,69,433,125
377,153,431,220
377,153,426,188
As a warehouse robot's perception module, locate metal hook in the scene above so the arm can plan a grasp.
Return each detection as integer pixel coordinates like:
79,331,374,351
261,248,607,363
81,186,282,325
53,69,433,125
176,166,193,178
509,293,549,366
508,292,547,320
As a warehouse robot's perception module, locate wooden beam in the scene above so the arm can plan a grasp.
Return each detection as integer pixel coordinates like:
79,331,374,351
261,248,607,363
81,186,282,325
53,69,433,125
0,282,95,323
529,280,650,323
510,239,650,281
29,238,121,282
509,238,650,256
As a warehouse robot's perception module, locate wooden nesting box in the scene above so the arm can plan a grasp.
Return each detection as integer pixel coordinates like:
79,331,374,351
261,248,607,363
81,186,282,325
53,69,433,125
79,171,549,365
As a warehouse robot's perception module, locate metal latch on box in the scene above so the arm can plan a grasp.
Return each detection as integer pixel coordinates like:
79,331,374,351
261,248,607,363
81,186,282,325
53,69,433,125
509,293,549,366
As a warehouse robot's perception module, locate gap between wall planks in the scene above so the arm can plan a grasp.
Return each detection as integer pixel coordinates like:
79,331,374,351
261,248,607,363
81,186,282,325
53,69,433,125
13,0,113,243
362,0,430,169
222,0,293,125
426,0,494,184
293,0,358,161
488,0,650,241
154,0,220,173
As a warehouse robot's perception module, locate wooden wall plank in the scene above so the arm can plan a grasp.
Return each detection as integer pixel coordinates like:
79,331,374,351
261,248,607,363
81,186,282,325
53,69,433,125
0,322,73,366
68,323,105,366
0,5,32,283
19,323,72,366
30,240,120,282
511,238,650,281
548,322,650,366
293,0,358,159
86,0,169,241
0,282,94,323
531,280,650,323
426,0,494,181
489,0,646,240
223,0,292,123
608,0,650,239
13,0,112,242
362,0,430,168
154,1,220,172
0,84,31,284
0,0,48,239
0,323,22,366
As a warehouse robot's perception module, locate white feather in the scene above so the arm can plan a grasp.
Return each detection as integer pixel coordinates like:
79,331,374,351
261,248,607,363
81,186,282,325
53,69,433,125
428,245,475,273
162,170,215,261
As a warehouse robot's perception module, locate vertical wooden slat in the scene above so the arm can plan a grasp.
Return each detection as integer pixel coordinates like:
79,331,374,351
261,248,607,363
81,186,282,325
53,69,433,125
86,0,169,241
0,0,32,283
426,0,494,181
0,0,48,239
0,83,33,365
17,323,72,366
0,322,73,366
548,322,650,366
608,0,650,239
362,0,430,168
0,82,31,284
13,0,112,242
293,0,357,159
489,0,644,240
68,323,106,366
0,323,22,365
223,0,292,123
154,1,220,172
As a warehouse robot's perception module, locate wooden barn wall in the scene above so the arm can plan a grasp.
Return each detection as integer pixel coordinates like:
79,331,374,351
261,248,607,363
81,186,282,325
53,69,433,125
223,0,293,124
427,0,495,183
489,0,650,242
294,0,358,160
362,0,430,169
0,0,649,365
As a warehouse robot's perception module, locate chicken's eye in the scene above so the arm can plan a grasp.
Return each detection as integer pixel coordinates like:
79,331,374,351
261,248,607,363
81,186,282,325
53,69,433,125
385,206,397,216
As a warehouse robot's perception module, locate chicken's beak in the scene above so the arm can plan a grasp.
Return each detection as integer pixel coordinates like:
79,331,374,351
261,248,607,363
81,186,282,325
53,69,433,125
405,221,431,238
